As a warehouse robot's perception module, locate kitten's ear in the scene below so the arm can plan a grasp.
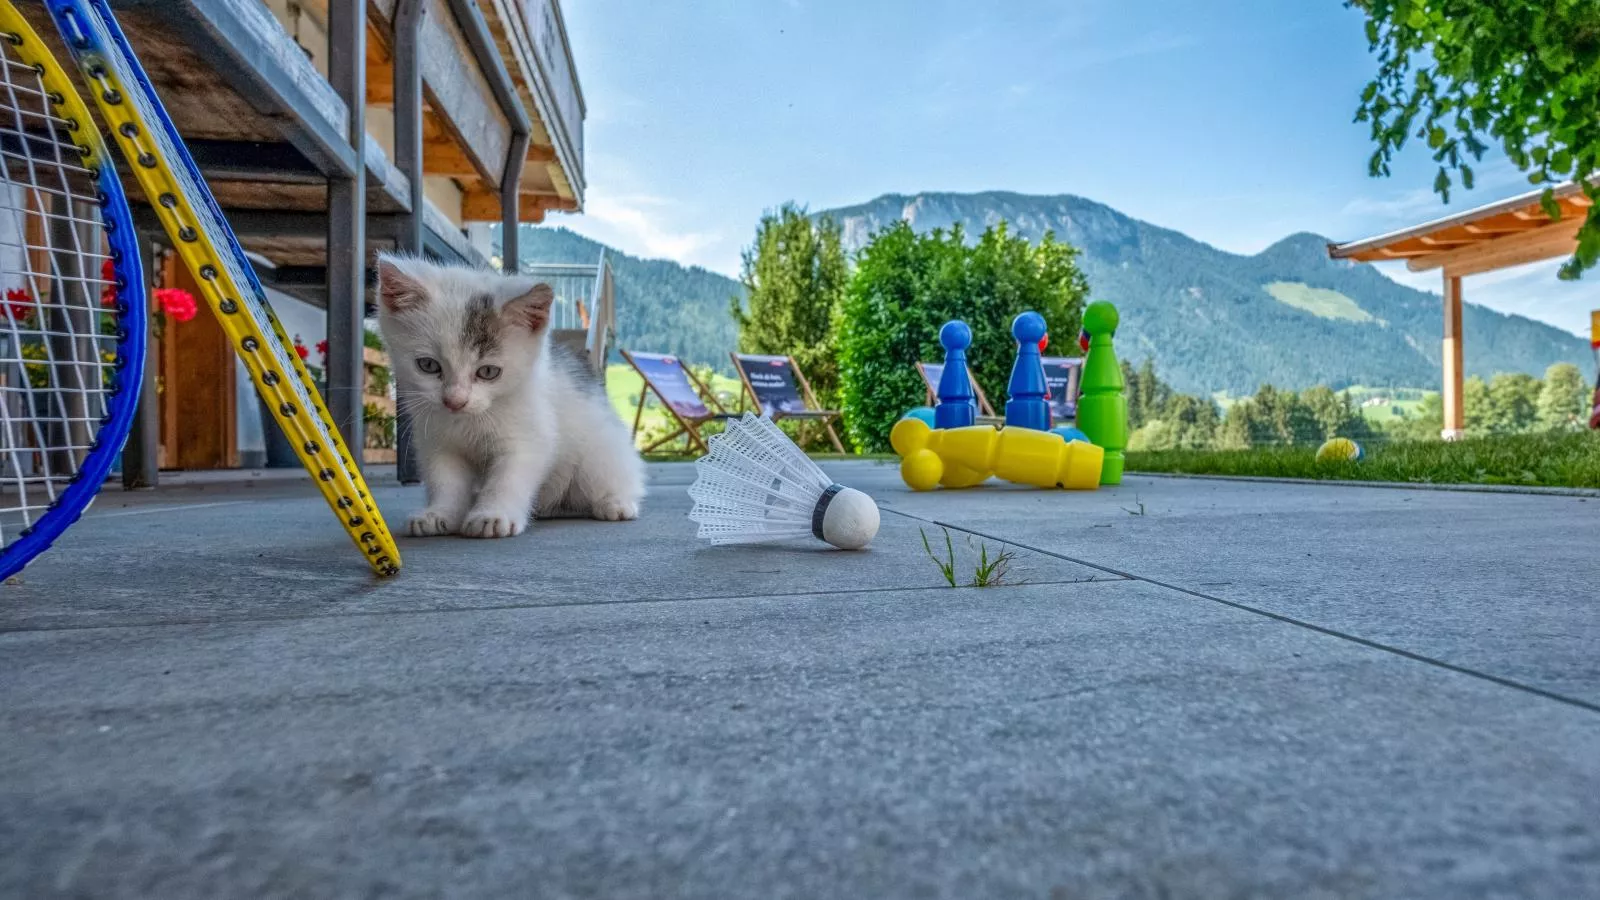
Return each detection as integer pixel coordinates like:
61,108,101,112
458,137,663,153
501,282,554,333
376,258,428,313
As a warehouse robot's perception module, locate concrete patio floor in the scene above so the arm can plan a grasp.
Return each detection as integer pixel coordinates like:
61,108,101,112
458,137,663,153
2,461,1597,898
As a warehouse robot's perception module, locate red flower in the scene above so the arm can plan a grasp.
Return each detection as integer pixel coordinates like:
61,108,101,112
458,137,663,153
293,335,310,360
100,260,117,307
316,339,328,360
4,287,34,321
154,288,198,323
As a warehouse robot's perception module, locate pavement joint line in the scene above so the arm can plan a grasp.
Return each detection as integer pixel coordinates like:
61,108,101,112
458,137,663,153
85,500,258,519
0,578,1128,636
880,507,1600,716
1131,471,1600,498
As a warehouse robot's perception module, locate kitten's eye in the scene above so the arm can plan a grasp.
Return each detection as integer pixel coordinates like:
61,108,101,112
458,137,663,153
416,357,441,376
475,364,502,381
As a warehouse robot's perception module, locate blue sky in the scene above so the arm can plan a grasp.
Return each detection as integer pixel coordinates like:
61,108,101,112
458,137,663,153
546,0,1598,339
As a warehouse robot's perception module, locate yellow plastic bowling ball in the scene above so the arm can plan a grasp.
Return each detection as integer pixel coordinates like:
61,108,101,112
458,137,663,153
1315,437,1363,463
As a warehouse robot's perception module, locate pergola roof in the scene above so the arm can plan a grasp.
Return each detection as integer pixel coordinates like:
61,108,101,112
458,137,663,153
1328,180,1592,278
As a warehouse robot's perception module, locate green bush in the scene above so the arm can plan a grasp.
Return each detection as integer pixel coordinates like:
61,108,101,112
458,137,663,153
835,221,1090,452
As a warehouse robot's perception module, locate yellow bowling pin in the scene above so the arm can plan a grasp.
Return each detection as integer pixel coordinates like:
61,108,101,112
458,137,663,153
890,418,1103,491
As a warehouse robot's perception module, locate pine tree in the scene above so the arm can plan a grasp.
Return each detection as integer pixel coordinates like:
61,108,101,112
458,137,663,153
732,203,850,405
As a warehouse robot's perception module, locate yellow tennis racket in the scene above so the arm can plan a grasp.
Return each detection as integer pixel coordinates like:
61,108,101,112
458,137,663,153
39,0,400,576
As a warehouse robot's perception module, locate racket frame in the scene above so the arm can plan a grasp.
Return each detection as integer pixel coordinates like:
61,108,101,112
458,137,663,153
0,1,146,581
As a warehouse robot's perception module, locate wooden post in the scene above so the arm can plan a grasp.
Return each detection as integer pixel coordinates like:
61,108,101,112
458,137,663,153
1441,274,1465,440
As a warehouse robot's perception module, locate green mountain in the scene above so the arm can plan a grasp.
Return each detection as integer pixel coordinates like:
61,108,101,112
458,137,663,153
516,226,741,368
820,191,1592,395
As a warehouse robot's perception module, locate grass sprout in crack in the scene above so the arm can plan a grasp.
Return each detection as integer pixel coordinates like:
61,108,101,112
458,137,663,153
919,526,1023,588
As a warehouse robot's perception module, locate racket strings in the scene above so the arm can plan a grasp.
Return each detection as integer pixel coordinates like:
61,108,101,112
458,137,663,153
0,38,120,546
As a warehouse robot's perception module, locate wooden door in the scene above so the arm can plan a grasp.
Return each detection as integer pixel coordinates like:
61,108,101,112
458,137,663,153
157,252,237,469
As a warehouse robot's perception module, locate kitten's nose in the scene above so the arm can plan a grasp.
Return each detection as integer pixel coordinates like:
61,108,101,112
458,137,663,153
442,396,468,412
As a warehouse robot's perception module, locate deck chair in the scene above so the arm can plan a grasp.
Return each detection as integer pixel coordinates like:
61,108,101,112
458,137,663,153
916,361,1004,427
730,353,846,453
1040,356,1084,424
620,350,737,454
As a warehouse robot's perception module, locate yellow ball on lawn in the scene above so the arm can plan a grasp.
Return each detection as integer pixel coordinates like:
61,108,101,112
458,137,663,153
1315,437,1363,463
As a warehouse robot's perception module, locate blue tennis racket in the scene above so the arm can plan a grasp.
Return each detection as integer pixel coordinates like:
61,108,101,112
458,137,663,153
0,2,145,581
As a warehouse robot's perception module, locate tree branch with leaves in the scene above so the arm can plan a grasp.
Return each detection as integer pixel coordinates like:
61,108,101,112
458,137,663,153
1350,0,1600,277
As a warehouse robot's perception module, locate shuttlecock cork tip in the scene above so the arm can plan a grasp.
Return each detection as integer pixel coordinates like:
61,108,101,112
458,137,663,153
812,485,880,550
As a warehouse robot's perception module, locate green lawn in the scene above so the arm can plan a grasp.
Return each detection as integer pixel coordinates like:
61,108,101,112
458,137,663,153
1343,385,1434,425
606,363,744,447
1126,431,1600,489
1263,281,1374,323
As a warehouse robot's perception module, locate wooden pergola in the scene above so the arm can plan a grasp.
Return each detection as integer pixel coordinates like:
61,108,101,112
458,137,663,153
1329,181,1592,438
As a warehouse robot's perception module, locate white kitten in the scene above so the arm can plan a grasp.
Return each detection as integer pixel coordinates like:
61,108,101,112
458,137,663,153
374,254,645,538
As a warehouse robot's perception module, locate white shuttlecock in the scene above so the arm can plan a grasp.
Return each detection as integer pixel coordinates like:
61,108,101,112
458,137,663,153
688,413,880,550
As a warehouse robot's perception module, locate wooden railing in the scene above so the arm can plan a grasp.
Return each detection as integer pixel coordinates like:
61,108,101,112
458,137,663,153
524,248,614,377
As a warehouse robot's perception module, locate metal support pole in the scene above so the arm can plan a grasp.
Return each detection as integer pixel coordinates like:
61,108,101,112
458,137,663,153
1441,274,1465,441
122,240,161,489
393,0,425,484
327,0,367,462
501,129,529,272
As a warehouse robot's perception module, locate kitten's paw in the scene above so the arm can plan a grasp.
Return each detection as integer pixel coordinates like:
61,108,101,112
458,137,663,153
461,508,528,538
407,509,459,537
591,498,640,522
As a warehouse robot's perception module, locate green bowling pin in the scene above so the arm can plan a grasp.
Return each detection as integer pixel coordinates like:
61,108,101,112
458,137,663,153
1077,301,1126,484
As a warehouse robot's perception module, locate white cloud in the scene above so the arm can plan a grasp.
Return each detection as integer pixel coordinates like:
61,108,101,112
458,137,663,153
1339,187,1448,223
1061,32,1200,72
1338,160,1530,233
557,192,739,273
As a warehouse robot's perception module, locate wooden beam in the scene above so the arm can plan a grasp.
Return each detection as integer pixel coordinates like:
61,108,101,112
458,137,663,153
459,190,574,222
1463,222,1542,236
423,138,480,176
1408,217,1583,274
367,48,395,104
1442,275,1464,440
